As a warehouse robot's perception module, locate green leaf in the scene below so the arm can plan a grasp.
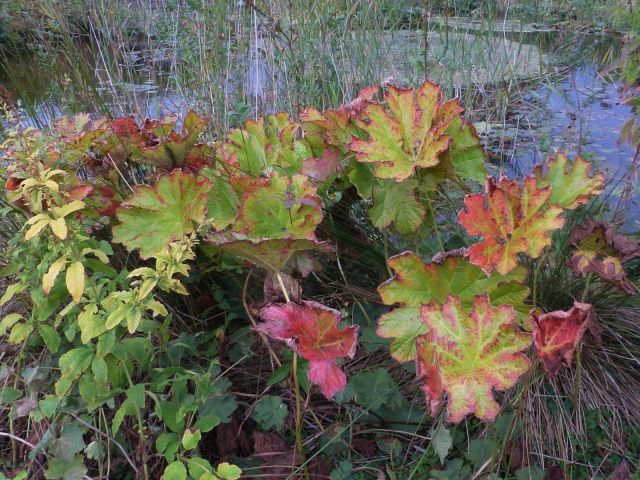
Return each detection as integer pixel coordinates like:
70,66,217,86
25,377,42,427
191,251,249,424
201,169,240,230
378,252,530,362
91,357,108,384
330,460,353,480
163,460,187,480
39,324,61,353
0,313,23,336
419,295,532,422
369,179,426,235
430,459,472,479
78,304,105,344
215,462,242,480
181,428,202,450
44,455,87,480
251,395,288,432
350,368,403,411
49,422,87,459
39,396,61,418
0,283,26,306
350,82,451,181
534,153,604,210
156,432,180,462
431,427,453,464
440,113,486,183
232,172,322,239
194,415,220,433
1,387,22,404
112,170,211,259
466,438,499,467
8,322,33,344
515,466,546,480
187,457,214,480
376,307,426,362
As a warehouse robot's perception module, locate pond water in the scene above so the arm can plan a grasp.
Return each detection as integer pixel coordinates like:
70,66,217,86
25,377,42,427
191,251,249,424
0,25,637,224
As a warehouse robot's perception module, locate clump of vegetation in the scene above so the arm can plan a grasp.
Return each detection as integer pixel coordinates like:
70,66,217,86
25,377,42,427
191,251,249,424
0,77,638,479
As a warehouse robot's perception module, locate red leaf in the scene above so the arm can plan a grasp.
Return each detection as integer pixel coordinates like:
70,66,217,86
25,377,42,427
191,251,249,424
458,175,564,274
66,185,93,201
531,302,601,377
257,301,358,398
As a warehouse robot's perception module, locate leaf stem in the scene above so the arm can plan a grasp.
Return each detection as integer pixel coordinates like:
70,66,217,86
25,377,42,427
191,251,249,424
275,271,291,303
426,194,444,252
291,352,309,480
573,272,594,408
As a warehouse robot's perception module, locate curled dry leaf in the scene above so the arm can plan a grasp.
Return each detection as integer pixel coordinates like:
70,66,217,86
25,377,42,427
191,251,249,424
419,294,531,423
112,110,209,170
531,301,601,377
458,175,564,275
568,220,640,293
257,301,358,399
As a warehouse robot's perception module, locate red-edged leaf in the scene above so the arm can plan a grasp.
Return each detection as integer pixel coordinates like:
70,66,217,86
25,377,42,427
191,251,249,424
112,170,211,258
568,220,640,293
257,301,358,398
112,111,209,170
205,234,334,274
420,294,531,423
349,81,451,181
531,302,601,377
534,153,604,210
458,175,565,274
377,251,530,362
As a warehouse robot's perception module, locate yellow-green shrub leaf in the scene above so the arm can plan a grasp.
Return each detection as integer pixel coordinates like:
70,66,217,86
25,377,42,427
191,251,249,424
43,257,67,295
78,304,105,343
8,322,33,344
66,261,85,303
39,324,61,353
49,217,68,239
0,313,22,336
24,219,50,240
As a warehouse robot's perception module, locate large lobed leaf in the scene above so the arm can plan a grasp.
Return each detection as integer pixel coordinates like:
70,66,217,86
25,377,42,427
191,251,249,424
257,301,358,398
534,153,604,210
233,172,322,240
111,110,209,170
531,302,601,377
458,176,564,275
419,294,531,423
568,220,640,293
113,170,211,258
377,251,530,362
204,234,334,274
349,81,451,181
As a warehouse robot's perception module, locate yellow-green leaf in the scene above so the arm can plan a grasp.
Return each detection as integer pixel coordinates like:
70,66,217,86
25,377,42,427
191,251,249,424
53,200,86,218
66,261,85,303
8,322,33,344
0,313,23,336
24,219,50,240
43,257,67,295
